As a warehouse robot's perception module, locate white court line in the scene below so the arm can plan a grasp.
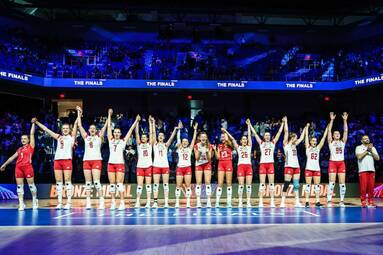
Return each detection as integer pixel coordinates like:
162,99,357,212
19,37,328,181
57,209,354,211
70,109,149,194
303,210,320,217
54,212,76,219
65,214,318,219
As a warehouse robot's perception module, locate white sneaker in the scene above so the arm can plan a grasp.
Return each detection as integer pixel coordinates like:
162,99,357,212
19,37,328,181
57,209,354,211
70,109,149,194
32,199,39,210
64,203,72,210
175,200,180,208
327,201,333,207
280,202,285,208
111,200,116,210
164,200,169,208
270,200,276,208
258,202,264,208
56,203,63,210
18,203,26,211
186,199,191,208
196,200,202,208
118,202,125,211
86,199,92,210
206,199,212,208
238,202,243,208
98,197,105,210
339,201,346,208
294,202,303,208
227,201,232,208
134,201,140,209
152,202,158,208
145,202,151,209
215,201,220,208
246,202,252,208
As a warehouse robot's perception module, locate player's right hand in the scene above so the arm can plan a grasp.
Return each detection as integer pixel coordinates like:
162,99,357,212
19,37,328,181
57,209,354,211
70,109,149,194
0,165,6,171
108,108,113,115
330,112,336,120
31,118,37,123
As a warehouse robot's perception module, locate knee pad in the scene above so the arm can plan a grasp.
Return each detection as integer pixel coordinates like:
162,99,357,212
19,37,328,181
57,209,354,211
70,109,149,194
85,181,92,192
328,182,335,191
56,182,63,194
268,183,275,192
146,184,152,194
186,187,191,197
216,186,222,196
28,184,37,193
259,183,266,193
282,181,290,192
117,183,125,193
153,183,159,193
195,184,202,196
17,185,24,196
206,185,212,196
339,184,346,195
175,187,181,197
246,185,252,194
136,185,143,195
94,181,102,191
305,184,311,193
314,184,321,193
109,184,116,194
227,186,232,195
293,179,300,192
163,183,169,192
65,182,73,196
238,185,244,195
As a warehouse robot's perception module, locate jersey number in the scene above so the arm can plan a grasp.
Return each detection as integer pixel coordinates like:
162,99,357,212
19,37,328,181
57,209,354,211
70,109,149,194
221,151,228,158
311,153,318,160
89,141,93,149
264,148,271,156
336,147,343,154
241,151,248,159
143,150,148,157
183,153,189,160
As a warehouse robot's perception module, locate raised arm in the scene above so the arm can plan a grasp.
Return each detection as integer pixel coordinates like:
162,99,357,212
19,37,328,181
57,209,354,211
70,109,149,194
248,119,262,145
99,118,108,142
273,119,285,144
135,117,141,145
35,119,60,140
71,118,79,138
328,112,335,144
176,123,182,149
189,122,198,149
76,106,87,139
296,124,308,146
150,117,157,144
107,108,113,141
342,112,348,144
125,115,140,141
166,121,182,147
246,119,252,147
318,125,329,150
305,123,310,148
222,128,238,149
282,116,289,146
0,152,19,171
30,119,36,148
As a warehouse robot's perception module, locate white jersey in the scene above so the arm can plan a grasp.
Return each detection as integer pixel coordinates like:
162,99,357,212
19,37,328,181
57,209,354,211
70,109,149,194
237,145,252,165
329,140,345,161
137,143,153,168
153,143,169,168
83,135,102,161
177,147,192,167
108,138,127,164
54,135,75,160
260,141,275,164
355,145,379,173
305,147,320,171
195,143,211,166
284,143,299,168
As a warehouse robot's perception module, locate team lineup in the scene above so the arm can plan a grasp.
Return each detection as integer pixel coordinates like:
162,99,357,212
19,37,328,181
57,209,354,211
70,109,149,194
0,108,380,211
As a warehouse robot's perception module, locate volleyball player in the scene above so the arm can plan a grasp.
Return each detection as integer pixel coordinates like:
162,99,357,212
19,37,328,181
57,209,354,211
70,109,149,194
107,109,139,210
76,106,107,210
222,120,253,208
248,118,284,208
327,112,348,207
0,119,38,211
151,117,181,208
304,123,329,207
214,131,234,208
34,115,78,209
175,122,198,208
281,117,308,208
194,132,213,208
135,116,154,208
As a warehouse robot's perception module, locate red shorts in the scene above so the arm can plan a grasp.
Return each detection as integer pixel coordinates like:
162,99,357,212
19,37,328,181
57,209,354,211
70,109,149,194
15,164,34,179
284,167,300,175
152,166,169,175
83,160,102,171
237,164,253,177
195,162,212,171
176,166,192,176
218,160,233,172
137,167,152,177
305,169,321,177
328,160,346,174
54,159,73,171
259,163,275,175
107,163,125,173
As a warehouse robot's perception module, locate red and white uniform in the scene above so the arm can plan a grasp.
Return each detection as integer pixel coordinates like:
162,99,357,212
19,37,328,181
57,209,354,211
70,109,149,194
237,145,252,177
259,141,275,175
328,140,346,174
176,147,192,176
107,138,127,173
153,143,169,175
83,134,102,170
195,143,212,171
284,143,300,175
54,135,74,171
355,144,379,203
217,143,233,172
305,147,321,177
15,144,34,178
136,143,153,177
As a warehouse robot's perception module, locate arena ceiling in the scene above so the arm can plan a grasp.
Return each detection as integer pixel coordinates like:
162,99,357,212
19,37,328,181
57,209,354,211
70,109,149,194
2,0,383,27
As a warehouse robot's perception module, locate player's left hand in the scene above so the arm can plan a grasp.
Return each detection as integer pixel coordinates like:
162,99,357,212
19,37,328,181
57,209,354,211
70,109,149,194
342,112,348,120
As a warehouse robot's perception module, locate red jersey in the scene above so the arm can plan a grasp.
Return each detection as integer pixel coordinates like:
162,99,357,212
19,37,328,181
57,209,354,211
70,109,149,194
16,144,34,166
218,143,232,161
